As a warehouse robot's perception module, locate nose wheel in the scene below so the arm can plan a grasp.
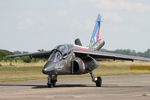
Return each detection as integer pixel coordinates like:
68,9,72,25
90,72,102,87
47,75,57,88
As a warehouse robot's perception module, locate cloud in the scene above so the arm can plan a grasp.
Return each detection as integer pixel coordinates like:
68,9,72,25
103,12,121,22
0,1,5,7
83,0,150,22
17,18,34,30
16,11,41,18
16,10,49,30
56,9,68,16
71,19,83,30
84,18,95,31
90,0,150,13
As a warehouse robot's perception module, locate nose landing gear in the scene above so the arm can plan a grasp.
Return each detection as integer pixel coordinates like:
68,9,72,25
47,75,57,88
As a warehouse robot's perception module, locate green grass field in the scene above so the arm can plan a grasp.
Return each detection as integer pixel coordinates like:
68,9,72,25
0,66,47,82
0,61,150,82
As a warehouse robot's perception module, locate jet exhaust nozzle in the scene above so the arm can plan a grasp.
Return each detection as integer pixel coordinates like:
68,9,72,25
92,39,105,51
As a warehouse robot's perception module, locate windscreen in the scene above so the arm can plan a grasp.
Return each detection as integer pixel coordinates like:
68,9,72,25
48,51,62,62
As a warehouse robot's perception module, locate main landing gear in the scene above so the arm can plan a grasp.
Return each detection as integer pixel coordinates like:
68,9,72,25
47,75,57,88
90,72,102,87
47,73,102,88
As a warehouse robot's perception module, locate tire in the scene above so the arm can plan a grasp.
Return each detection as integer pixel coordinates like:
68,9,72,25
52,81,56,87
96,77,102,87
51,79,57,87
47,83,52,88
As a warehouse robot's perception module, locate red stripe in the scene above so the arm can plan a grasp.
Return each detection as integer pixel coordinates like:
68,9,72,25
97,23,100,41
74,46,88,50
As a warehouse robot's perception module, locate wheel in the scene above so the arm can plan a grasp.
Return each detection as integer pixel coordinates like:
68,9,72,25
47,75,57,88
47,83,52,88
52,80,56,87
96,77,102,87
47,80,57,88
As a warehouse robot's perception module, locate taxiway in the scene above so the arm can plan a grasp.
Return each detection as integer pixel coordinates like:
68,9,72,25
0,75,150,100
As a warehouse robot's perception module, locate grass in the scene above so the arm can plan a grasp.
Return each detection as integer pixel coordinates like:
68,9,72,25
94,61,150,76
0,66,47,82
142,93,148,96
0,60,150,82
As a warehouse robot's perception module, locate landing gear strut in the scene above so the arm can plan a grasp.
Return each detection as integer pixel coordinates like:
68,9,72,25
90,72,102,87
47,75,57,88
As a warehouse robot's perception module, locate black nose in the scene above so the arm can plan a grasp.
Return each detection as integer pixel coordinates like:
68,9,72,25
42,67,48,74
42,61,56,74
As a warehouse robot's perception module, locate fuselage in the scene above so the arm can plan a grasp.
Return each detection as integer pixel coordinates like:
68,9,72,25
42,44,98,75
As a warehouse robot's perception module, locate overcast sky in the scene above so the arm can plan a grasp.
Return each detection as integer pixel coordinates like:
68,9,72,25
0,0,150,52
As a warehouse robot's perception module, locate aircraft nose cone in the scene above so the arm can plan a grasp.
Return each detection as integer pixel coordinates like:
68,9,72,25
42,68,49,74
42,61,56,74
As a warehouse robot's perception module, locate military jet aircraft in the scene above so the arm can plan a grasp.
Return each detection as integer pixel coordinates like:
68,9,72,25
8,14,150,88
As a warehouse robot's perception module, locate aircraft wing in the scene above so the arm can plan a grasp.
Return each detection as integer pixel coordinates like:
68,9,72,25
7,51,52,58
74,50,150,61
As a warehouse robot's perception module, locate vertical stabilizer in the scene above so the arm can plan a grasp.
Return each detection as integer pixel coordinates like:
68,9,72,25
89,14,101,50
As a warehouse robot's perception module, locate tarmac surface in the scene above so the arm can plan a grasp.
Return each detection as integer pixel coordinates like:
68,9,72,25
0,75,150,100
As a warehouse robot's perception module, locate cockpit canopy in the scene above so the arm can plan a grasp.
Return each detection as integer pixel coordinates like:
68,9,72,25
48,51,62,62
48,44,74,62
54,44,74,56
54,45,68,55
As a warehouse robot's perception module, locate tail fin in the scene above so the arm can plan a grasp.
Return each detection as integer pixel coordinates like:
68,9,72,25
89,14,101,50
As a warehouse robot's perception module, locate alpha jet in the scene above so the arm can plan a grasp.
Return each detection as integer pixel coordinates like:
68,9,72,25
8,14,150,88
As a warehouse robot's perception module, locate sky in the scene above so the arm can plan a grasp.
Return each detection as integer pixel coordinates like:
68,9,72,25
0,0,150,52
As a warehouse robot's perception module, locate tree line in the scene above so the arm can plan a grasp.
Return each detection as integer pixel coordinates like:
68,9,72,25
0,49,47,63
0,48,150,63
101,49,150,58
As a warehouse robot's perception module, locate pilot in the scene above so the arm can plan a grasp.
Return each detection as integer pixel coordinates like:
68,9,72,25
55,52,62,62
